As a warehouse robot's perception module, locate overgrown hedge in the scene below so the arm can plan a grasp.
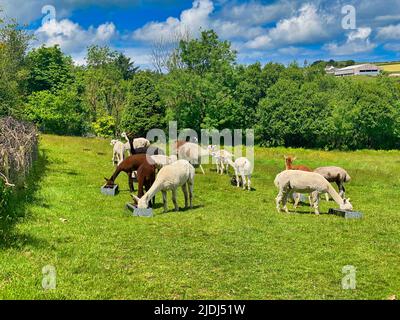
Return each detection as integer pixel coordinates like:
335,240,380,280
0,117,39,214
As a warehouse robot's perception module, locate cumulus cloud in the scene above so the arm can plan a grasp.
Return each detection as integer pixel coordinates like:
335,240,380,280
376,23,400,40
245,4,333,49
34,19,117,54
133,0,214,42
324,27,376,56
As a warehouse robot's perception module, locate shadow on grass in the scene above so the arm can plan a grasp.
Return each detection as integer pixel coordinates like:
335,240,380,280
0,149,49,250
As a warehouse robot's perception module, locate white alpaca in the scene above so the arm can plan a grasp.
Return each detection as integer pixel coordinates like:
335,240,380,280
121,132,151,151
133,160,195,213
208,145,234,175
150,155,178,169
314,166,351,200
110,140,125,166
120,132,131,155
229,157,252,191
274,170,353,215
177,142,209,175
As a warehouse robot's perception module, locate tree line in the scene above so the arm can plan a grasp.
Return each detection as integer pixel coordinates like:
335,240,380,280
1,19,399,150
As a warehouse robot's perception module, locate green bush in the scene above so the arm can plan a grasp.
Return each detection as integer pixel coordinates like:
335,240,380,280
24,86,89,136
92,116,116,138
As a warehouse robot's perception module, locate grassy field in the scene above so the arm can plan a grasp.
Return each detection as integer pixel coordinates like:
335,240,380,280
0,134,399,300
378,63,400,73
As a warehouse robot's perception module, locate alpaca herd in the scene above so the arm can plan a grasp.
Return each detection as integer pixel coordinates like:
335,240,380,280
104,133,355,215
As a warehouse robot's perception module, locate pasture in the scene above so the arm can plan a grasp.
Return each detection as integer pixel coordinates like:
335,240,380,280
0,134,399,299
379,63,400,73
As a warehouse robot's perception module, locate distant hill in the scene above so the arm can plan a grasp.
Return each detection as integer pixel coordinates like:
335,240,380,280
311,59,356,68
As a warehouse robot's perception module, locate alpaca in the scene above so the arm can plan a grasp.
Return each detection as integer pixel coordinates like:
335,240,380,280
208,145,234,175
314,166,351,199
274,170,353,215
104,154,156,201
110,140,126,166
120,132,132,155
122,132,151,155
228,157,252,191
132,160,195,213
150,155,178,169
176,142,209,175
284,155,312,207
284,155,312,172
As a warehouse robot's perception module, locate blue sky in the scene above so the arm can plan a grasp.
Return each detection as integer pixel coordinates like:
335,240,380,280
1,0,400,68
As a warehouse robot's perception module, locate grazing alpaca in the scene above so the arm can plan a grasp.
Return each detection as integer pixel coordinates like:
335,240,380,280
284,155,312,207
104,154,156,201
228,157,252,191
176,142,209,175
133,160,195,213
274,170,353,215
150,155,178,169
111,140,126,166
208,145,234,175
284,155,312,172
314,166,351,199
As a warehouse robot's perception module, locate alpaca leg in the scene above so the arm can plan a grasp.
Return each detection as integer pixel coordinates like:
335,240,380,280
338,182,345,198
312,191,320,215
325,193,330,202
128,173,135,193
235,170,240,188
172,189,179,211
162,191,168,213
241,173,246,190
282,192,290,213
199,164,205,175
188,181,193,209
294,193,301,209
182,184,189,209
276,190,283,213
247,175,251,191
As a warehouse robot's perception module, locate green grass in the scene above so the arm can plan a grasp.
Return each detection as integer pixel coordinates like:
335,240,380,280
1,134,399,300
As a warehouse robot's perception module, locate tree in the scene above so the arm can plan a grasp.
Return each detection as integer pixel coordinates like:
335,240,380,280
0,20,32,116
121,72,165,136
179,30,236,74
25,45,75,93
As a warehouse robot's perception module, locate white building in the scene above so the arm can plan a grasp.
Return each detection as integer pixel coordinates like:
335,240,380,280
333,64,382,77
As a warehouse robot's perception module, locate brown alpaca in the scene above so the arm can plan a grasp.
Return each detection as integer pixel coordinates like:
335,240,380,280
104,154,156,202
284,156,312,172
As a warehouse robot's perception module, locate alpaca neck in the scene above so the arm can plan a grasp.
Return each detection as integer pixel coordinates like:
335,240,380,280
143,182,163,206
327,184,344,206
111,168,122,182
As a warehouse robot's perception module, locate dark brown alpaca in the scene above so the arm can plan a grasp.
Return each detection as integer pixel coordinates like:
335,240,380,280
104,154,156,201
284,155,312,172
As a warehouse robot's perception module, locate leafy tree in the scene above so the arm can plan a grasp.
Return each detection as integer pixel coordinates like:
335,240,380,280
25,45,75,93
179,30,236,74
121,71,166,136
24,85,89,135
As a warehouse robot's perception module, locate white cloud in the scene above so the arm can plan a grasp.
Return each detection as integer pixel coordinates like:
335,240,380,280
34,19,117,54
245,4,333,49
376,23,400,40
324,27,376,56
133,0,214,42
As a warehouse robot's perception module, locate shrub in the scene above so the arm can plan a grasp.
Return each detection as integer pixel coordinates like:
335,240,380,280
92,116,116,138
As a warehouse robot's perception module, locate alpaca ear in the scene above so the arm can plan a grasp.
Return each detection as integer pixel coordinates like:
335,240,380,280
104,177,108,181
293,157,297,161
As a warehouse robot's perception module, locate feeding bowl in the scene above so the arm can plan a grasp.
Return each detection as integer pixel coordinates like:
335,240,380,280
101,184,119,196
329,208,363,219
126,203,153,217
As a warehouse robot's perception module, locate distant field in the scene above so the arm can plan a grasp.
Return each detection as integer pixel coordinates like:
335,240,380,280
378,63,400,73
